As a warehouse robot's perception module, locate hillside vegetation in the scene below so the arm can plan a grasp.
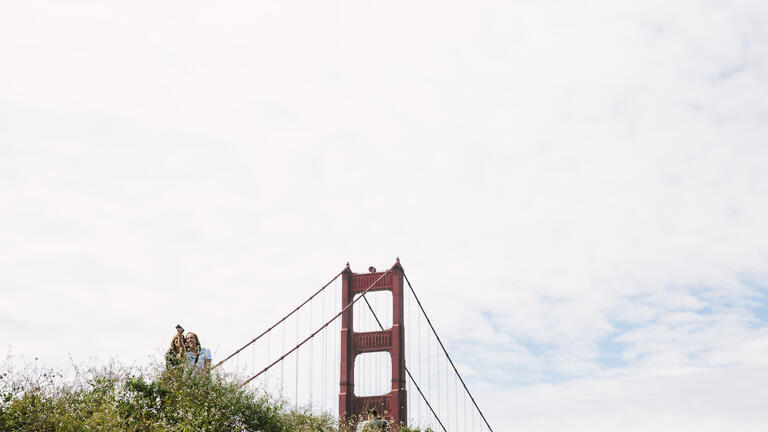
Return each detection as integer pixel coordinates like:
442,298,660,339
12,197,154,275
0,360,428,432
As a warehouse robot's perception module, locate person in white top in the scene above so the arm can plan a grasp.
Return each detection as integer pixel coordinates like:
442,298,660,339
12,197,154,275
184,332,212,374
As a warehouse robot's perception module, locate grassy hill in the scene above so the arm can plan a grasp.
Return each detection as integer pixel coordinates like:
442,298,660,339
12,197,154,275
0,360,427,432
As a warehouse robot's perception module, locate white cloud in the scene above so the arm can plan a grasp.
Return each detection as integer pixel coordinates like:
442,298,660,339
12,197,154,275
1,0,768,430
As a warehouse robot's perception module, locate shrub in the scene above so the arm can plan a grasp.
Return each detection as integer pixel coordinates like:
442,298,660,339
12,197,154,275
0,360,335,432
0,359,436,432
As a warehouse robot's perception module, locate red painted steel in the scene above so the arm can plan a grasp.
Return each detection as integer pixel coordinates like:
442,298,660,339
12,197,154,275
340,260,407,430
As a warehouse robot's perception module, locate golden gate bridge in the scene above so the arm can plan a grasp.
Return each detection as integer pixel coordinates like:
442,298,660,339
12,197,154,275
212,259,494,432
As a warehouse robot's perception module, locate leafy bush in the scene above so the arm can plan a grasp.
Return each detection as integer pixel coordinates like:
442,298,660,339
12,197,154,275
0,360,335,432
0,358,437,432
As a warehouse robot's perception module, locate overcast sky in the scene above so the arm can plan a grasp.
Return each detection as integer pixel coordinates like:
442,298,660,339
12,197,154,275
2,1,768,431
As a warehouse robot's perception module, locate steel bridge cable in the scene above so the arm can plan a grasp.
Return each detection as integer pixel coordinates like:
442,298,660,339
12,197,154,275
403,271,495,432
406,284,412,423
437,336,440,421
427,316,431,422
464,388,468,431
321,283,326,412
308,299,312,405
359,295,447,432
417,291,421,423
280,320,285,397
454,372,458,431
295,307,299,408
212,270,344,370
240,268,393,387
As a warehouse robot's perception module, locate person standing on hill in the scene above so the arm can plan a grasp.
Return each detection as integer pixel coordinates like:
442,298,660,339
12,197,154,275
185,332,212,374
357,409,389,432
165,325,188,370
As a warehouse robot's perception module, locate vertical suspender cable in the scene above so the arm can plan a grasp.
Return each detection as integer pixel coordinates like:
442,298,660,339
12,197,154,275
360,295,447,432
416,290,423,422
322,284,326,412
448,357,451,429
437,338,440,420
375,293,379,394
417,293,422,424
378,293,382,394
333,280,339,414
295,308,299,409
464,388,468,432
241,270,393,387
213,271,343,370
427,324,431,419
455,372,459,431
403,272,495,432
406,285,411,425
281,320,285,398
309,298,313,408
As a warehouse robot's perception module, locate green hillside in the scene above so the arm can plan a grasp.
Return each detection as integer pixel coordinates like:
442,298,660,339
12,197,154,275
0,361,428,432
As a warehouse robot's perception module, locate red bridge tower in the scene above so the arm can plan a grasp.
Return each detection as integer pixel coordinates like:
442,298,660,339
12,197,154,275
339,260,406,430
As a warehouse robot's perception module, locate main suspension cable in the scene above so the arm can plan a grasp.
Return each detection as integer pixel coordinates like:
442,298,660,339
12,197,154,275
240,268,393,388
403,271,495,432
212,269,343,370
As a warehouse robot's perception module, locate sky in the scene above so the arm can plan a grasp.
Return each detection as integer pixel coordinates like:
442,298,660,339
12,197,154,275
2,0,768,430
